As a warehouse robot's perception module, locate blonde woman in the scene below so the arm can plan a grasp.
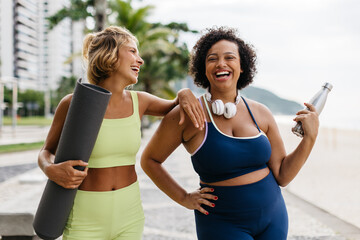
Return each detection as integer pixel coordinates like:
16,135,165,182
38,26,205,240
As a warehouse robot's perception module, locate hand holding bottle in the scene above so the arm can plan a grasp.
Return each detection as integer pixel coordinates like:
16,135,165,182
293,102,319,140
292,82,333,137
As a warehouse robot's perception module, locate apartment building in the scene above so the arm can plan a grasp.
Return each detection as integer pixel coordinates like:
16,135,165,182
0,0,84,90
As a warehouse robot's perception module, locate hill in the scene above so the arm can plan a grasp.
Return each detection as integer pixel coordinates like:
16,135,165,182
183,77,303,115
241,86,302,115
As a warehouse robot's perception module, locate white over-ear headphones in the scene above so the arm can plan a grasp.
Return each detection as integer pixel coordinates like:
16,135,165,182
205,89,241,119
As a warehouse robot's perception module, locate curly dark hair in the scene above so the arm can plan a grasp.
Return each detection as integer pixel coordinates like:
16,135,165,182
189,26,257,90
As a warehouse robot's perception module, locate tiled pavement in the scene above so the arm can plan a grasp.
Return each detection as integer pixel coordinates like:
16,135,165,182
1,125,359,239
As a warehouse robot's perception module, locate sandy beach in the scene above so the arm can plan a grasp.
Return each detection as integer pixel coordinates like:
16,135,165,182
278,122,360,229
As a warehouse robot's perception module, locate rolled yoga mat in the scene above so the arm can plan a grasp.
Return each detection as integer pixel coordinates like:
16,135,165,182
33,78,111,240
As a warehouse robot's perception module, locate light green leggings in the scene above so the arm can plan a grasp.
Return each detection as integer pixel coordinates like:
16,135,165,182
63,181,144,240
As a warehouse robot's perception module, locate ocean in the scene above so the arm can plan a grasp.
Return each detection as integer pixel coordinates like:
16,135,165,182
274,114,360,131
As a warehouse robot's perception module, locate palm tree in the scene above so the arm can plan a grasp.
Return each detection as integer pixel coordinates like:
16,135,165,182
109,0,197,96
49,0,197,97
109,0,152,34
47,0,107,31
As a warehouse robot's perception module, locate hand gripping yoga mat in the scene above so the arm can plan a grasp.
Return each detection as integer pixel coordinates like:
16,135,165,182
33,79,111,240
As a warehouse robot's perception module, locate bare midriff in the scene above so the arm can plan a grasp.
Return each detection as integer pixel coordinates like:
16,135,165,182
200,167,270,186
79,165,137,191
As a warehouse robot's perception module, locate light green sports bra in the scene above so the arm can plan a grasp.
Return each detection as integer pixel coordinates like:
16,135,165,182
88,91,141,168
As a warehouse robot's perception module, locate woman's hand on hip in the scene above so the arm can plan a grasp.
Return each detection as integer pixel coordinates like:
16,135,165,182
183,187,217,215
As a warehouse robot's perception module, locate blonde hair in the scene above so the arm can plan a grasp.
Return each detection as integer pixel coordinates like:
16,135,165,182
82,26,138,85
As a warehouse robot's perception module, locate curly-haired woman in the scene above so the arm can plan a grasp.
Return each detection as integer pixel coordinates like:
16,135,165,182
141,26,319,240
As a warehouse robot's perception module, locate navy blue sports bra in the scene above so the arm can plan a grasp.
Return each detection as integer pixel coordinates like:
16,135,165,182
190,95,272,183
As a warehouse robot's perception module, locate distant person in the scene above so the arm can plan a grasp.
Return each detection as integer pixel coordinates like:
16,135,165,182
141,26,319,240
38,26,205,240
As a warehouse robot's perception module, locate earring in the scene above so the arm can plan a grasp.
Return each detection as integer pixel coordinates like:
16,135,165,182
205,89,241,119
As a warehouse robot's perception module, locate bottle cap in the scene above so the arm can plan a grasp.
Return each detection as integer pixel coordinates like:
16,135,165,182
323,82,333,91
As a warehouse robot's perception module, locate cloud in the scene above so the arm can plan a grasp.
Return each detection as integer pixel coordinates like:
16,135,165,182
137,0,360,127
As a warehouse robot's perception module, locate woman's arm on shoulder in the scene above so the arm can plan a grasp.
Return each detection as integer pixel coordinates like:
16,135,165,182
136,89,205,130
136,91,175,117
38,94,88,189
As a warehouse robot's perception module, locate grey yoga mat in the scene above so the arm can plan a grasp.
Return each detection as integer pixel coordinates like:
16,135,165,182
33,78,111,240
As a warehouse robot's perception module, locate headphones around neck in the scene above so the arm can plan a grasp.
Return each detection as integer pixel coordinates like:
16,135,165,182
205,89,241,119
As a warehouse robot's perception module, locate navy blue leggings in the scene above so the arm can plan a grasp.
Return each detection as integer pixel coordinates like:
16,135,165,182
195,171,288,240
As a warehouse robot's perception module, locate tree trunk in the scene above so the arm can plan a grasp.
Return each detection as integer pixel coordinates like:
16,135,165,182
144,78,152,94
94,0,107,31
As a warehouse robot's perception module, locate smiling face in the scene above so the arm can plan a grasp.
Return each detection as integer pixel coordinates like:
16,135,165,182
205,40,242,91
114,39,144,85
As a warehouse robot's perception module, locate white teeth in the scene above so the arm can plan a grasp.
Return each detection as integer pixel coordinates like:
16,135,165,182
216,71,230,76
131,67,140,72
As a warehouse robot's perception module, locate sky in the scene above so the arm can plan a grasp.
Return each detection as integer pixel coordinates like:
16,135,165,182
134,0,360,129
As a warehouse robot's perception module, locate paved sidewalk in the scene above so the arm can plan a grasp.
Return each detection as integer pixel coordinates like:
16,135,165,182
137,126,360,240
0,125,360,239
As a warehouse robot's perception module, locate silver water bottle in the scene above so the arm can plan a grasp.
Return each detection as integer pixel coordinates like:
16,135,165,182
292,82,333,137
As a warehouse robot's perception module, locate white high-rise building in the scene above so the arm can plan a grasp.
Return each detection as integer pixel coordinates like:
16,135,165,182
43,0,72,90
0,0,15,81
0,0,84,90
14,0,40,86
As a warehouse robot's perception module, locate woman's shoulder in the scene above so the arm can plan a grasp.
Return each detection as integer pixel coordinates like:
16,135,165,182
132,90,152,101
131,90,146,95
242,97,272,116
164,104,182,120
51,94,73,124
54,94,73,115
242,97,277,133
58,94,73,107
125,90,139,100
